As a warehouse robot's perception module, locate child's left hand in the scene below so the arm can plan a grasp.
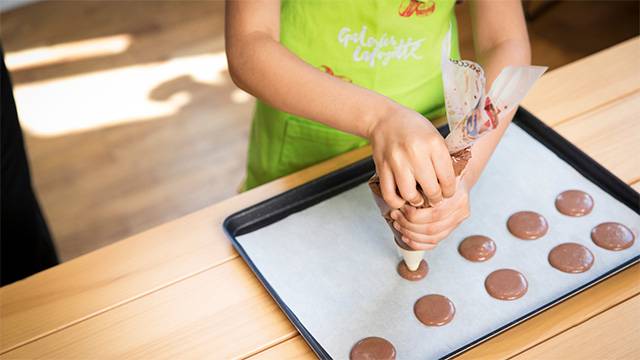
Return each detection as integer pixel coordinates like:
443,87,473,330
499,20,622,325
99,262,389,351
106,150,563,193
389,179,471,250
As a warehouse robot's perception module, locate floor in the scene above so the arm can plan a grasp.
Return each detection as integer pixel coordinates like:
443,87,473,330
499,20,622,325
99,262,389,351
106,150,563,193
1,0,638,261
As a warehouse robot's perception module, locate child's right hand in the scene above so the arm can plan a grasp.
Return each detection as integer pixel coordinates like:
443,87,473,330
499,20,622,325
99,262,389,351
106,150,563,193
367,104,456,210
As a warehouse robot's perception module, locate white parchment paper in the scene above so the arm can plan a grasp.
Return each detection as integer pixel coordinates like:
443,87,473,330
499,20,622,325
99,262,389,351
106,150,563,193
237,125,640,360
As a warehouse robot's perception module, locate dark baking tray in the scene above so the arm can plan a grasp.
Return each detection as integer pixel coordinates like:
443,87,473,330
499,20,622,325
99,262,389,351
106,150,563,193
223,108,640,359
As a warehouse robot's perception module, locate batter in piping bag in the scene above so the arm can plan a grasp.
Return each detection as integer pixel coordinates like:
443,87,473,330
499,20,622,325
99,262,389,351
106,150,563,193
369,29,547,273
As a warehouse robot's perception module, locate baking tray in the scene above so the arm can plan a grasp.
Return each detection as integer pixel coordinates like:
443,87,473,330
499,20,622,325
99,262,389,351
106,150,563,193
223,108,639,359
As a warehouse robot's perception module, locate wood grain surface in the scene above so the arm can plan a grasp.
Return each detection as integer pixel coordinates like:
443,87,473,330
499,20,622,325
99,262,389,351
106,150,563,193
521,38,640,127
512,295,640,360
0,145,373,354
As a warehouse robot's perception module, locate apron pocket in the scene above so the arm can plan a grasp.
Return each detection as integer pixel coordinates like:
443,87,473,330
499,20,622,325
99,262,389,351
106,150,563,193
278,116,367,174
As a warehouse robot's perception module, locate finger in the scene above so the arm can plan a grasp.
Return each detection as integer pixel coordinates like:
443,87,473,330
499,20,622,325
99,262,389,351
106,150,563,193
432,147,456,198
391,159,423,207
400,225,454,245
394,210,459,235
399,200,454,224
394,208,469,243
397,207,469,236
412,157,443,206
379,164,405,209
394,220,444,244
405,240,437,251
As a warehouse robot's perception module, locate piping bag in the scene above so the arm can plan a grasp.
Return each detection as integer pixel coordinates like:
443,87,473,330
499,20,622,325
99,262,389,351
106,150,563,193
369,29,547,272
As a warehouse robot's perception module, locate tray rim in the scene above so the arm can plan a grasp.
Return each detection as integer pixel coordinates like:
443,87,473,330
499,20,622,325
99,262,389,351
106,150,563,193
222,107,640,359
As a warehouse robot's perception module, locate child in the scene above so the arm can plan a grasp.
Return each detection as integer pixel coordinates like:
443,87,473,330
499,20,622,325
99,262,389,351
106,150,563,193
225,0,530,250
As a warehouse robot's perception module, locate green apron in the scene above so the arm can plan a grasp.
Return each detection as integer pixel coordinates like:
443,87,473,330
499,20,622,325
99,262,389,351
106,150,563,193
243,0,461,191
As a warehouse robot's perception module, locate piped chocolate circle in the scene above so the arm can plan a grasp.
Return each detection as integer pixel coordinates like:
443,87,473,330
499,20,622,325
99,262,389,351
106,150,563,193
413,294,455,326
555,190,594,217
591,222,635,251
397,259,428,281
507,211,548,240
350,337,396,360
485,269,528,300
458,235,496,262
548,243,594,273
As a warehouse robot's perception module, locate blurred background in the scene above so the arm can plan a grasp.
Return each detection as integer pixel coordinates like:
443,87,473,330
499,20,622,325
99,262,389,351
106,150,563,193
1,0,638,262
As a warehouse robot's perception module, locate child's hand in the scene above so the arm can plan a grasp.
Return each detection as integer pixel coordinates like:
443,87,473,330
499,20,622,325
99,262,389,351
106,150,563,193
368,105,456,209
389,179,470,250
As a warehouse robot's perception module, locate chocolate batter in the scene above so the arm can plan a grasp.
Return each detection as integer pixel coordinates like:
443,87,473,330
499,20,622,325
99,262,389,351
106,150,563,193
369,183,412,251
397,259,428,281
591,222,635,251
548,243,594,273
458,235,496,262
485,269,528,300
507,211,548,240
350,337,396,360
413,294,455,326
451,148,472,176
555,190,594,217
367,147,471,251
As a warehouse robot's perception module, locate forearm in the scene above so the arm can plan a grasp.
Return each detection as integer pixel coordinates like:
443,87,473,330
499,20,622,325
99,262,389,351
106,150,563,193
463,40,531,188
462,0,531,188
227,32,396,139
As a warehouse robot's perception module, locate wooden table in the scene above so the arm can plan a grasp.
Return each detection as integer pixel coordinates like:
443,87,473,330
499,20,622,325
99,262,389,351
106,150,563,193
1,38,639,360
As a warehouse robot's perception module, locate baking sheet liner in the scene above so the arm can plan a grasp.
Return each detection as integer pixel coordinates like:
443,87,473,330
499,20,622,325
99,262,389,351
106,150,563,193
237,125,640,359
